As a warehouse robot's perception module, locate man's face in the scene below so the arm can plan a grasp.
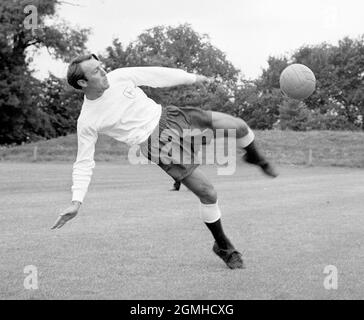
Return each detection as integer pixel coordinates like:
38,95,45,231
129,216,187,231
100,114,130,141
78,58,110,91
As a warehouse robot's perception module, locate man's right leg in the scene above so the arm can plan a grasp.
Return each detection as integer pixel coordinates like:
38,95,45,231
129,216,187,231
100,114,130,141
182,107,278,178
212,111,278,177
181,168,244,269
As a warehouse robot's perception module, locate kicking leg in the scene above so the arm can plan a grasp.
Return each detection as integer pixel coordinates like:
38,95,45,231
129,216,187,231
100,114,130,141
181,168,244,269
195,110,278,177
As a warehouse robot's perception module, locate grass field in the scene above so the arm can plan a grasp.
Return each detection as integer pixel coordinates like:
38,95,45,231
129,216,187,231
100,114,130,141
1,162,364,300
1,130,364,167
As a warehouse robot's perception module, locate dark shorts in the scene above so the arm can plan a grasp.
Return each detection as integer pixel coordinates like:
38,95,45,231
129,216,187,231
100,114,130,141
140,105,213,182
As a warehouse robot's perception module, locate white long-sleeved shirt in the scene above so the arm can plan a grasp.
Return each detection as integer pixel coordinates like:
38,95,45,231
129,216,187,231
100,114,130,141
71,67,197,203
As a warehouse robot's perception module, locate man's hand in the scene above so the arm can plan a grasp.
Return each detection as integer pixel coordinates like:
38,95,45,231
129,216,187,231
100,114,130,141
51,201,81,229
195,74,215,84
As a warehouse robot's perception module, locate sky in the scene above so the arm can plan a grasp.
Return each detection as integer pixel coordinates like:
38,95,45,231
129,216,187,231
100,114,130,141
31,0,364,80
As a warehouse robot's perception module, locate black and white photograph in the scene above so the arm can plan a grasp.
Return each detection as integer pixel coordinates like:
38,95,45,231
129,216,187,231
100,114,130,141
1,0,364,306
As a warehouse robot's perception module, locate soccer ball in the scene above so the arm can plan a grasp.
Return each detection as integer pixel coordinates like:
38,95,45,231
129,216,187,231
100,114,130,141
279,64,316,100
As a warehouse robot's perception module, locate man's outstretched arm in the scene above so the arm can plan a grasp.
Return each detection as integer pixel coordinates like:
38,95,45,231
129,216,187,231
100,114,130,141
51,123,98,229
107,66,213,88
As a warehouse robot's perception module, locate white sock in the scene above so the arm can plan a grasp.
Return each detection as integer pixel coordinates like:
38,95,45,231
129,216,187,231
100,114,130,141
199,201,222,223
236,127,255,148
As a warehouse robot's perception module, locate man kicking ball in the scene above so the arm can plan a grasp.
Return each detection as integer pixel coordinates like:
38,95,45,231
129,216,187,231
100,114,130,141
52,54,278,269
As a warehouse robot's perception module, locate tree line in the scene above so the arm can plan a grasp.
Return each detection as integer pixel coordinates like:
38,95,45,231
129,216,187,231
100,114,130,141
1,0,363,145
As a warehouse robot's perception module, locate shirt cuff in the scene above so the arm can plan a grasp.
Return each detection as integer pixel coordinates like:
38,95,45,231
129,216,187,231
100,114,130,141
72,189,86,203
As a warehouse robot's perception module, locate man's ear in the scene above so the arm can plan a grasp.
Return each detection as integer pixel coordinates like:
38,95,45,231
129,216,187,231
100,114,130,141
77,79,88,89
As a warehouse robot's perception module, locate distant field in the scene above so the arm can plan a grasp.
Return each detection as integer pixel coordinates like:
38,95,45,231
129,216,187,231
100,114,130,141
1,163,364,299
1,130,364,167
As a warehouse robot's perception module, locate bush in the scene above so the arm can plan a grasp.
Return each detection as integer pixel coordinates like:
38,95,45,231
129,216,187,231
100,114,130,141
234,85,282,130
279,99,311,131
307,111,361,131
278,98,362,131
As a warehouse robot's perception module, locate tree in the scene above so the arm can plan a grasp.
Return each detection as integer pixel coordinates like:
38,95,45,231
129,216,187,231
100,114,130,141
36,74,83,138
0,0,89,144
100,24,240,111
256,56,289,92
278,99,311,131
258,36,364,130
293,38,364,128
232,81,281,130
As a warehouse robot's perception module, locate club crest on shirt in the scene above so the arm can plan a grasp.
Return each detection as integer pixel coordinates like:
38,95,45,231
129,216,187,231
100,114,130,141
123,86,136,99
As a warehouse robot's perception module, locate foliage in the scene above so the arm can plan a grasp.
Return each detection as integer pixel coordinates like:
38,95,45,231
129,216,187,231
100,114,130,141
0,0,89,144
36,74,83,138
279,99,311,131
233,83,282,129
278,97,362,131
258,37,364,130
2,10,364,145
100,24,239,110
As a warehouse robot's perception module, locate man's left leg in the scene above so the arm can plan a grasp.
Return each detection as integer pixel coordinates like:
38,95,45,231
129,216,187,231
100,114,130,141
181,168,244,269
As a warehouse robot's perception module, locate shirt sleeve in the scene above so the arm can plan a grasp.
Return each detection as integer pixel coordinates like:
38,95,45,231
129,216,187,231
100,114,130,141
71,122,98,203
107,67,197,88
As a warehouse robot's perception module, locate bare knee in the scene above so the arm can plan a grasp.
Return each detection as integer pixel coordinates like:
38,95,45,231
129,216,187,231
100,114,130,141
197,183,217,204
235,118,249,138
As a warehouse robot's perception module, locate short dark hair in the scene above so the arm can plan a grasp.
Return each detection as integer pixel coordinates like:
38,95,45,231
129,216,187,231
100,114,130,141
67,53,99,90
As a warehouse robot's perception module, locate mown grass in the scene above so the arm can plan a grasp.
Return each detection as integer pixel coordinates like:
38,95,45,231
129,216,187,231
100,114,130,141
0,130,363,167
1,163,364,299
